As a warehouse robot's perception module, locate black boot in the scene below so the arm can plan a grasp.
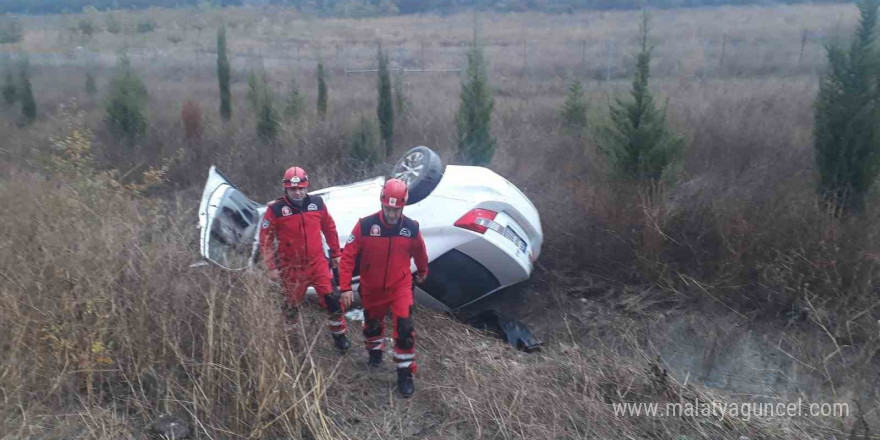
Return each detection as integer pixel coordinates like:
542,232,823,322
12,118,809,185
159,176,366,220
332,334,350,351
368,350,383,367
397,368,414,398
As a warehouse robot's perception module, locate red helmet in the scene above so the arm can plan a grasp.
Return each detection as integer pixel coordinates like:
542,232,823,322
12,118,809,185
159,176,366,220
380,179,408,208
282,167,309,188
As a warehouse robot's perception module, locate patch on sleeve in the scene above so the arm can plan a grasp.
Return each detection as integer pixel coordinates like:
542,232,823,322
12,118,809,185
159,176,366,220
262,219,270,229
347,234,356,244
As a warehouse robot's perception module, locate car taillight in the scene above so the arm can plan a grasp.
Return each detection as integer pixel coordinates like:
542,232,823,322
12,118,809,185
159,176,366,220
454,209,501,234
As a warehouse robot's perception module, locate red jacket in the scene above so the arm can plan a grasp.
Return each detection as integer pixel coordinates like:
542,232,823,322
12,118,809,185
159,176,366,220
339,211,429,293
259,194,341,270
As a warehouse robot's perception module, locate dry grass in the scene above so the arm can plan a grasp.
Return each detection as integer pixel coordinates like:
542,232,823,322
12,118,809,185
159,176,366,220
0,162,855,438
1,2,879,438
0,158,337,438
308,306,856,439
12,4,856,79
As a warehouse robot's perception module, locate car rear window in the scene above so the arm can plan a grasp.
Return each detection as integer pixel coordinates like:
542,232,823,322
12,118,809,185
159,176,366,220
420,249,500,309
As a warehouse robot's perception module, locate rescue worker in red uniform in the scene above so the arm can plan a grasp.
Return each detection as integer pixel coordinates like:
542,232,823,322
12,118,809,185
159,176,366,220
339,179,429,398
259,166,350,351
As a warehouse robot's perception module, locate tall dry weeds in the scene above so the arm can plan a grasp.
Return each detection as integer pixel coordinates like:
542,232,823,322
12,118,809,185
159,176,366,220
0,115,338,439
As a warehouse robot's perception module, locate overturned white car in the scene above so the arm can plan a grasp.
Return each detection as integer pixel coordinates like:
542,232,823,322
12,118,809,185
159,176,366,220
198,147,543,311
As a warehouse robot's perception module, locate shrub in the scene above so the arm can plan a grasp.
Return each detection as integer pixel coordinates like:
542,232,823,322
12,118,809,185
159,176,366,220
78,18,97,37
106,14,122,34
181,100,203,142
0,15,23,44
136,19,157,33
105,55,148,140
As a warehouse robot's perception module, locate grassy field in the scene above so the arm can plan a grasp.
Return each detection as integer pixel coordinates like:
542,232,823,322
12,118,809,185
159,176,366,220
0,167,862,439
1,2,879,439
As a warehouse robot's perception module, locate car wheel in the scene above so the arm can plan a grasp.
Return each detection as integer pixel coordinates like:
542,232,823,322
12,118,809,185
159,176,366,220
390,146,445,205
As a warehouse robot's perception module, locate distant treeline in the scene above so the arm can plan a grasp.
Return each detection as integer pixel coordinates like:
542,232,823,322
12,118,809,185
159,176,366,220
0,0,852,15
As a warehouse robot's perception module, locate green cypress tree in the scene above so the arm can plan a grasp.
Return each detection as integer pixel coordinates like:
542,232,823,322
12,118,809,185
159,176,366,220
284,74,304,120
217,24,231,120
18,57,35,123
602,11,683,182
561,79,588,133
317,61,328,120
2,67,15,105
246,71,260,113
105,54,148,140
256,93,278,142
393,67,407,117
377,42,394,156
85,70,97,96
456,31,495,166
814,0,880,213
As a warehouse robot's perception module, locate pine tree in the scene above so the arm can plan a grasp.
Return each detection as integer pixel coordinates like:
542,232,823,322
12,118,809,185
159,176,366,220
814,0,880,213
105,54,148,140
248,72,278,142
317,61,328,120
456,29,496,166
561,79,588,133
602,11,683,182
349,114,380,165
18,57,36,123
217,24,231,121
376,42,394,156
284,74,304,120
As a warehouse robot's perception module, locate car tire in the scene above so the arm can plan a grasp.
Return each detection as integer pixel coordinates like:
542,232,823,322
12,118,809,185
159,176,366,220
390,146,444,205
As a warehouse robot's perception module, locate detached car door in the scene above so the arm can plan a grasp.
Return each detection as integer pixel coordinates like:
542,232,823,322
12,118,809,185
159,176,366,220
198,166,266,270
